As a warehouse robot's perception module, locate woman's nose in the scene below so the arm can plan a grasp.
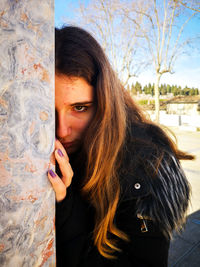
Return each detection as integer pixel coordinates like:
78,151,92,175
56,112,72,138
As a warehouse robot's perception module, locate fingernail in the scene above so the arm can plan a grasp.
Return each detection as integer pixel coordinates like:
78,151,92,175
57,149,64,157
49,169,56,178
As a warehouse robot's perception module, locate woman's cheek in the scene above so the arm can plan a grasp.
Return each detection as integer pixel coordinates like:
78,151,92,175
76,111,94,128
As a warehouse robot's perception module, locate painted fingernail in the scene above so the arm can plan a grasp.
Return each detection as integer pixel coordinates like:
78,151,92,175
49,169,56,178
57,149,64,157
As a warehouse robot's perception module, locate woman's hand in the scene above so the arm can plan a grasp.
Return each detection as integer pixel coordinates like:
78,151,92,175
48,139,74,202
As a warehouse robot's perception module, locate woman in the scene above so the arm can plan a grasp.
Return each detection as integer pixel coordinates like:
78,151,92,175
48,26,193,267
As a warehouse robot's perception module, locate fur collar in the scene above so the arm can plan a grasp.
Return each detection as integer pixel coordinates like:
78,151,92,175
119,124,191,238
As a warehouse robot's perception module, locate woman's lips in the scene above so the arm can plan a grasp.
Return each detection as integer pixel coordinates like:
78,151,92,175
63,142,74,147
62,142,74,148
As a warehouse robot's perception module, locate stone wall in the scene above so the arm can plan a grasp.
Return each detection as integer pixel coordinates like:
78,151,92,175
0,1,55,266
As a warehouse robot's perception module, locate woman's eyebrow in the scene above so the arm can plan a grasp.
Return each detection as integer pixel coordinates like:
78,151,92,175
71,101,94,106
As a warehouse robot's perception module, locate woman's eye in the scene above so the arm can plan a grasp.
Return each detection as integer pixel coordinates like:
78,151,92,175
73,106,88,112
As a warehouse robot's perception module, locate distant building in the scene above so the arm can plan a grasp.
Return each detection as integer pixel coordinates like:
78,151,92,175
166,97,200,116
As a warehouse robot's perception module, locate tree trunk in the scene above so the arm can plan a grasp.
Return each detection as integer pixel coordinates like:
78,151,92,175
0,1,55,266
154,73,161,123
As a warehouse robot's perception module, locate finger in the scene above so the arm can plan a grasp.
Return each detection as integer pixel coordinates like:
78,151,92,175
55,149,73,188
50,151,55,165
48,169,66,202
55,139,69,161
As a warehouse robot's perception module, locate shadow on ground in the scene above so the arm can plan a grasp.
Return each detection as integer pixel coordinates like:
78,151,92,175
168,210,200,267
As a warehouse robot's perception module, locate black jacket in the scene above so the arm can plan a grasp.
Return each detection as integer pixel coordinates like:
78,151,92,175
56,124,190,267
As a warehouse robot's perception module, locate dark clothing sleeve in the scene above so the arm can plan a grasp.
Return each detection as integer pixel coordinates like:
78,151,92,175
56,186,93,267
56,187,74,230
56,142,190,267
81,150,188,267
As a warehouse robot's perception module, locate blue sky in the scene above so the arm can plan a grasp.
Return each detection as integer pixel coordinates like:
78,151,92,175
55,0,200,89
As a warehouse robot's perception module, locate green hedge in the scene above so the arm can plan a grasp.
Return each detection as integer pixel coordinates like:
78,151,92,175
137,99,166,105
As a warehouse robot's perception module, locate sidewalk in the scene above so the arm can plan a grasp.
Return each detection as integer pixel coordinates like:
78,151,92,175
168,210,200,267
166,127,200,267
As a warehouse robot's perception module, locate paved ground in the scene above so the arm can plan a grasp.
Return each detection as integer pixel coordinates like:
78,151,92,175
166,127,200,267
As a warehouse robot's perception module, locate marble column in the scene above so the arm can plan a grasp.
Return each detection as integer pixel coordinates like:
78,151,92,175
0,1,55,266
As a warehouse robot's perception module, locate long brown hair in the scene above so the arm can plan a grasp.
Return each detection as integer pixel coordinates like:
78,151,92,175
55,26,194,259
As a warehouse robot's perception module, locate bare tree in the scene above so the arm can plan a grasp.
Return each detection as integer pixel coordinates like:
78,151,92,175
123,0,199,122
72,0,148,86
175,0,200,12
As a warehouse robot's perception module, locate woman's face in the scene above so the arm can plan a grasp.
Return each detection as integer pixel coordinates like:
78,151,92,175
55,74,95,154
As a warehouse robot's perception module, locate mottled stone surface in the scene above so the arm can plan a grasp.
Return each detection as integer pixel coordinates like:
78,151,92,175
0,1,55,266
